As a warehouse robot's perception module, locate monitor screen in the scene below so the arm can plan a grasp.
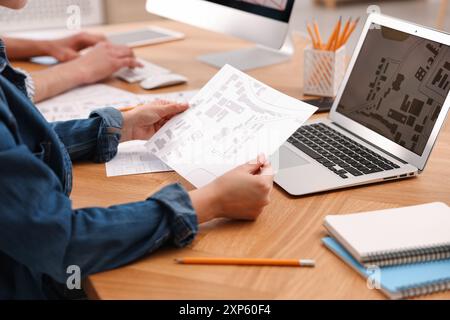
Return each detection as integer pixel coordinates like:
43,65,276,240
204,0,295,22
336,24,450,156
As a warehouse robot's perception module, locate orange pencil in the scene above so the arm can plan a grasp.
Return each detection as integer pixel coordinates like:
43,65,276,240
331,18,342,51
175,257,316,267
313,20,323,49
342,17,360,44
337,17,352,48
326,17,342,51
306,23,317,48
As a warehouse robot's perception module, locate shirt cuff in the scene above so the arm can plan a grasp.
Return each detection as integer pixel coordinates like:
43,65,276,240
88,107,123,163
149,183,198,248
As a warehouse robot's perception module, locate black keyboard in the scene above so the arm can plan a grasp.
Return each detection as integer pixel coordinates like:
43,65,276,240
287,123,400,179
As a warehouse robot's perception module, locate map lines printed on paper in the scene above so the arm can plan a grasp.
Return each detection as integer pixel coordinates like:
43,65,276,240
145,65,317,188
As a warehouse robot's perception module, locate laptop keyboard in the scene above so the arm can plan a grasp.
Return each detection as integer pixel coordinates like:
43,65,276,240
287,123,400,179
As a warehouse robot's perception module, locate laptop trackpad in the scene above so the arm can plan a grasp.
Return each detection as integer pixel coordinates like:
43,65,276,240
278,145,310,169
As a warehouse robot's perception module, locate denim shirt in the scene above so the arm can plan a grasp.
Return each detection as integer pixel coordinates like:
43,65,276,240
0,40,198,299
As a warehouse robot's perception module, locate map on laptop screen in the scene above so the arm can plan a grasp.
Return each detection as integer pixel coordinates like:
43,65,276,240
337,24,450,156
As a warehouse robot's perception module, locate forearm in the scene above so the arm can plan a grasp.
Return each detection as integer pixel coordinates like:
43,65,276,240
3,37,49,60
189,186,220,224
51,108,122,163
32,61,85,102
0,143,199,282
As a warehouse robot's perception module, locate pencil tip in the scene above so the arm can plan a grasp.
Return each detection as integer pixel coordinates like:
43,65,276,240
174,258,183,264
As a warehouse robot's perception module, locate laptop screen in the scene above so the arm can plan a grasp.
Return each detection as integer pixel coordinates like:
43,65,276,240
336,23,450,156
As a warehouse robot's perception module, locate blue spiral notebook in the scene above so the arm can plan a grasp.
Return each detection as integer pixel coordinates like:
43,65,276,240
322,237,450,299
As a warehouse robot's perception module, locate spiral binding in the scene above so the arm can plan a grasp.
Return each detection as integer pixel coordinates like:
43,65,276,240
400,278,450,299
362,244,450,267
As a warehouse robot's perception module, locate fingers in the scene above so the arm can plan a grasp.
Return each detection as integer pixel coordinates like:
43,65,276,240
113,57,141,70
86,41,142,71
241,153,268,174
155,118,170,131
253,170,274,209
74,32,107,49
259,161,274,177
155,99,174,105
257,153,270,167
153,102,189,118
109,44,143,68
258,163,274,194
241,160,264,174
55,48,79,62
111,44,135,59
101,43,141,70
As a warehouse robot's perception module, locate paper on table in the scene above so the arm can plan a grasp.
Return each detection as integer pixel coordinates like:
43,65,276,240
138,90,199,104
36,84,141,122
105,90,199,177
36,84,198,122
36,84,198,177
106,140,171,177
145,64,318,188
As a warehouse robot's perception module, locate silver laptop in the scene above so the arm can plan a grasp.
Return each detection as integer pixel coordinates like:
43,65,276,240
275,13,450,196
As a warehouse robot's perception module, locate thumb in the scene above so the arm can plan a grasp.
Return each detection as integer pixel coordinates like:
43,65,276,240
77,32,107,48
54,48,79,62
240,153,268,174
240,159,264,174
259,162,275,188
259,162,274,177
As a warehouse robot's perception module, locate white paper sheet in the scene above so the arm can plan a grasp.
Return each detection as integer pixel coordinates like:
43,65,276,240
36,84,198,177
138,90,198,105
36,84,141,122
36,84,198,122
145,65,318,188
105,90,198,177
106,140,171,177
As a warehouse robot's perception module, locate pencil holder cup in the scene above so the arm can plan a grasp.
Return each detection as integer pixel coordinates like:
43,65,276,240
303,46,346,97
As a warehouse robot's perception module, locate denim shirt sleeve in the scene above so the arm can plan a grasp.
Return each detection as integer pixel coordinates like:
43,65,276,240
50,107,123,163
0,118,198,283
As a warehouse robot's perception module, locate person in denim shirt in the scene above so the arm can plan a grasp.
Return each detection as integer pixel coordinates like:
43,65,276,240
0,0,274,300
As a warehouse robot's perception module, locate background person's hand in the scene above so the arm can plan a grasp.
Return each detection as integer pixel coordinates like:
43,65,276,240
46,32,107,62
70,41,143,85
190,154,274,223
120,99,189,142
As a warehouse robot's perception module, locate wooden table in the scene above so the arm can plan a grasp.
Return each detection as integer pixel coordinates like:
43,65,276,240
15,19,450,300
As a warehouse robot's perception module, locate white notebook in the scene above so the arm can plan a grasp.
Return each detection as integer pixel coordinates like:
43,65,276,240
324,202,450,267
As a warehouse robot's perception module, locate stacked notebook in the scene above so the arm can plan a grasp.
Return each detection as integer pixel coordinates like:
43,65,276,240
322,202,450,299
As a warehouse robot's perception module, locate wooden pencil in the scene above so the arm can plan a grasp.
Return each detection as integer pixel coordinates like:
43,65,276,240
175,257,316,267
342,17,360,44
313,20,323,49
337,17,352,48
332,17,342,51
306,22,317,48
326,17,342,51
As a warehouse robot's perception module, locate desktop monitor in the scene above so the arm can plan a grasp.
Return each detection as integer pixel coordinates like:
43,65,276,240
146,0,296,70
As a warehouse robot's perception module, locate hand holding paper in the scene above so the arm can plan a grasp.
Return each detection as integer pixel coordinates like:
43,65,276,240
146,65,318,188
189,154,274,223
